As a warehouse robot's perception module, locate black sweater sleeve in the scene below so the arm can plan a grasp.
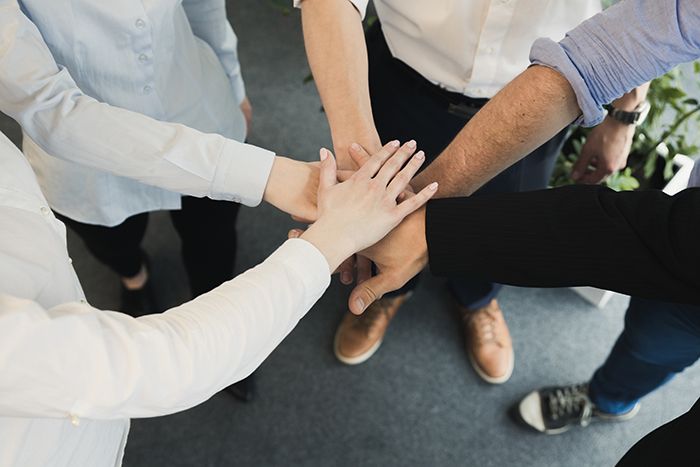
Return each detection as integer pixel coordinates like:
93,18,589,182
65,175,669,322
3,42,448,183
426,185,700,305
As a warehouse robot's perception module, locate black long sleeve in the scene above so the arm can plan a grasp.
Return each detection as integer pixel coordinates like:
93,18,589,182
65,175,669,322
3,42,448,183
426,185,700,305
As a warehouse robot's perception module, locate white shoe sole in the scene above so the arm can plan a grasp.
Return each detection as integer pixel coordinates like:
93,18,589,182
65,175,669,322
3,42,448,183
333,330,383,366
468,346,515,384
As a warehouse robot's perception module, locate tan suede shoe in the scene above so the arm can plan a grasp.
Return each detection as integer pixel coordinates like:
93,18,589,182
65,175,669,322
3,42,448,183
460,299,514,384
333,293,410,365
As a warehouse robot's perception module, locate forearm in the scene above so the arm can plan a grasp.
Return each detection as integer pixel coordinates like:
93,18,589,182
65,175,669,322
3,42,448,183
426,185,700,305
1,4,272,206
0,239,330,420
412,66,580,196
300,0,380,168
610,83,650,112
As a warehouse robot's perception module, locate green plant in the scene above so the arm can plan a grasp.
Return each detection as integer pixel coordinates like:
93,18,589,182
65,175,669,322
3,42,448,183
553,63,700,191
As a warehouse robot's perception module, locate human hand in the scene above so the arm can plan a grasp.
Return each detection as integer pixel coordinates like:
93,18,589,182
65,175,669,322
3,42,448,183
349,204,429,314
572,117,635,184
240,96,253,136
299,141,438,272
263,157,320,222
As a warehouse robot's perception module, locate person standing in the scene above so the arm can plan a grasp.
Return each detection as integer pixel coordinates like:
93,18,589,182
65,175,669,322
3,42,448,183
297,0,649,383
0,124,437,467
16,0,259,399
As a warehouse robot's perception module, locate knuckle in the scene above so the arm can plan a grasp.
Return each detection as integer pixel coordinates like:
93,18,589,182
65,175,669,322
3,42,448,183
361,285,378,302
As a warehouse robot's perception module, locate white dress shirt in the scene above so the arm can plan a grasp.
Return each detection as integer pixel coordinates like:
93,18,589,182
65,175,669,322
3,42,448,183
5,0,268,226
296,0,601,98
0,131,331,467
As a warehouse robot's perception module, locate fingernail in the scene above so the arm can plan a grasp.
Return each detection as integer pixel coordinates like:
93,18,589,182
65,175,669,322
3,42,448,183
355,298,365,312
351,143,361,152
429,182,438,191
319,148,328,161
389,140,400,148
407,140,416,149
289,230,301,238
414,151,425,161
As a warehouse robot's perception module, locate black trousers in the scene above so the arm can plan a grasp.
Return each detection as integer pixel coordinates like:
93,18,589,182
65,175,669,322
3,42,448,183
616,396,700,466
366,24,569,308
58,196,240,297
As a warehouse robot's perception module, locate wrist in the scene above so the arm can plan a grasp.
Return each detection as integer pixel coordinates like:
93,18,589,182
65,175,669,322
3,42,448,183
300,221,356,272
262,156,286,206
332,129,382,169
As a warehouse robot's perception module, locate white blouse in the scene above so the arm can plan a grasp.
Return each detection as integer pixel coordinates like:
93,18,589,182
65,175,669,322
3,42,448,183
0,132,331,467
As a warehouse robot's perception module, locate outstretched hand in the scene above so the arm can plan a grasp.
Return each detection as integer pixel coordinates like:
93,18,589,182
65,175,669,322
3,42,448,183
298,141,438,272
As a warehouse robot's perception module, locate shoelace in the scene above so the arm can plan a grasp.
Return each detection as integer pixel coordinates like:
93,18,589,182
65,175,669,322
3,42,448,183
547,384,594,426
469,309,502,346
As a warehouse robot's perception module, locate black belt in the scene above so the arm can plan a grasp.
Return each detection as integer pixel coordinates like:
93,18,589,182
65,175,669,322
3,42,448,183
371,23,489,119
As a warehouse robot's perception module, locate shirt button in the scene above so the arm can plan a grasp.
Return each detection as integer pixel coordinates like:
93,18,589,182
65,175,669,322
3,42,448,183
143,85,153,95
68,257,73,265
70,414,80,427
138,54,148,63
40,206,50,215
135,18,146,29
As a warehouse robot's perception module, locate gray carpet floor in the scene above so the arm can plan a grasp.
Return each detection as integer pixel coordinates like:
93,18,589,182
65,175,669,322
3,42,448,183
2,1,699,466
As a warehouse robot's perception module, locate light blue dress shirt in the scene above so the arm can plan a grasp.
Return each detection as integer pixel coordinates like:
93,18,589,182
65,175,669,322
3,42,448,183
17,0,259,226
530,0,700,128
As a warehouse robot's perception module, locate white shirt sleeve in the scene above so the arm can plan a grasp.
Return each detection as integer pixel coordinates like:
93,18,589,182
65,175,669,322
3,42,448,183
181,0,247,104
0,239,330,421
293,0,369,19
0,1,273,207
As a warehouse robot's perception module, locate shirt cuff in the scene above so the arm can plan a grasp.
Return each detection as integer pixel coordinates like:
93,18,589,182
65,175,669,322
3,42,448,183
293,0,369,19
529,38,605,127
210,140,275,207
274,238,332,306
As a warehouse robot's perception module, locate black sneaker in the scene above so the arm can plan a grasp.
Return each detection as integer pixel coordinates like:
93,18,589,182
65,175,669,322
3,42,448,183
510,383,640,435
225,372,256,402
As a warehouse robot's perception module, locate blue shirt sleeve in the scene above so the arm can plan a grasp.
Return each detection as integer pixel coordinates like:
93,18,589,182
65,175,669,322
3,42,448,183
530,0,700,127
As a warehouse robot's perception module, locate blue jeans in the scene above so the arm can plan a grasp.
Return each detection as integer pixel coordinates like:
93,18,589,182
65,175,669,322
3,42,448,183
589,297,700,415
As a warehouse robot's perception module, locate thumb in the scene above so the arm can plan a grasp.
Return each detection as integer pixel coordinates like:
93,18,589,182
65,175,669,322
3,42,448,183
319,148,337,191
348,272,398,315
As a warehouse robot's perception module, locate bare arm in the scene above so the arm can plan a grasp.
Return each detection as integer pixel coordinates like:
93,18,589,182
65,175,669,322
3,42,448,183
411,66,580,196
299,0,381,168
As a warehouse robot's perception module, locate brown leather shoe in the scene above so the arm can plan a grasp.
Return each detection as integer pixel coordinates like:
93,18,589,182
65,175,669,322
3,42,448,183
460,299,514,384
333,293,410,365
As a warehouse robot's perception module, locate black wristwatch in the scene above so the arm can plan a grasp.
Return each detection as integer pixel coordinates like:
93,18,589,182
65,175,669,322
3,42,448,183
605,100,651,126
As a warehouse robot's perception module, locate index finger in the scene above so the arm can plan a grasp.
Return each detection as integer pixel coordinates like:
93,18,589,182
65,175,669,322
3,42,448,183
355,140,400,179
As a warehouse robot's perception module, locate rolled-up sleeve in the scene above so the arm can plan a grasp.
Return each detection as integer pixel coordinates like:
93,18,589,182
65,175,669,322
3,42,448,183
293,0,369,19
0,0,273,207
530,0,700,127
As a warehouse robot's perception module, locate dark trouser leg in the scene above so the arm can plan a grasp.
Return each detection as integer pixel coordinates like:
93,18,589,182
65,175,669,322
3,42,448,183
589,297,700,415
366,23,566,306
617,397,700,466
56,212,149,278
169,196,241,297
